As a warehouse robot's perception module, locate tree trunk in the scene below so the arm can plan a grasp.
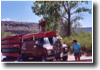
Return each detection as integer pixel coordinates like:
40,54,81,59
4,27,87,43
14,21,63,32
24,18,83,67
68,12,70,36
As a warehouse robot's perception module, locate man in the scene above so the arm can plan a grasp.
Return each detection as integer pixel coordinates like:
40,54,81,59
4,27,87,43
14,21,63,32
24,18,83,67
53,36,63,61
72,40,81,61
39,18,46,32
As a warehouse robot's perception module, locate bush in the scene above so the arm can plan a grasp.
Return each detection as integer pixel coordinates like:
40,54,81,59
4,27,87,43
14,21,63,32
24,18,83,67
1,32,12,38
62,31,92,55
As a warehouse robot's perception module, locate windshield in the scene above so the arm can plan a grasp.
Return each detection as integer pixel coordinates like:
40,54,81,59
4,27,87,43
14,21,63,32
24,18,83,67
38,37,57,47
43,37,57,45
43,37,51,45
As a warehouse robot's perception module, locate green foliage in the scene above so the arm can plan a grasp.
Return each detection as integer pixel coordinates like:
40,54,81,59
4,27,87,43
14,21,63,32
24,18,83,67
32,1,61,32
1,32,12,38
32,1,92,36
30,31,37,34
62,31,92,54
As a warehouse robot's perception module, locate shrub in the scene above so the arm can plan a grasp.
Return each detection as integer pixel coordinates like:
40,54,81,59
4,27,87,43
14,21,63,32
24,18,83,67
1,32,12,38
62,31,92,55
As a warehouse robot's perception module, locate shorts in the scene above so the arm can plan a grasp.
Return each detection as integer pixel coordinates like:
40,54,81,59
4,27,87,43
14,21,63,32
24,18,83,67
74,53,81,57
55,52,61,60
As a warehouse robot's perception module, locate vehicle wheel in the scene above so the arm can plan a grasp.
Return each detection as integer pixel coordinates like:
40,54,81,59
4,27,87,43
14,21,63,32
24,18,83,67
63,56,68,61
18,54,28,61
41,55,46,62
22,54,29,61
2,58,7,61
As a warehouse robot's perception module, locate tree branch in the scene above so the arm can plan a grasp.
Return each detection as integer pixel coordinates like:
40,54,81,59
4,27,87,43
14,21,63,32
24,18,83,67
60,15,68,20
66,1,71,12
71,7,92,15
70,15,83,23
70,2,78,9
59,16,65,26
66,1,69,7
62,2,68,14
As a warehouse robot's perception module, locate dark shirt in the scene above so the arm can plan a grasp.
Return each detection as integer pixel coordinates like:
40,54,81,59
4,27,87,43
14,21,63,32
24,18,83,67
39,20,46,29
53,40,62,53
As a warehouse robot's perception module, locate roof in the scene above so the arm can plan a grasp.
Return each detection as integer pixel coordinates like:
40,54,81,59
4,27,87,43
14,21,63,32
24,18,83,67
22,31,56,40
2,34,25,41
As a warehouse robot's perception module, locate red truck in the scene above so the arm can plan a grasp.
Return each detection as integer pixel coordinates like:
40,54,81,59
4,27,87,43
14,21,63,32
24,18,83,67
1,34,25,59
1,31,68,62
18,31,68,61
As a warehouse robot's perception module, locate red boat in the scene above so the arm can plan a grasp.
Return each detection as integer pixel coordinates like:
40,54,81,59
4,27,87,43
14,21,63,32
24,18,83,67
2,34,25,41
22,31,56,40
1,34,25,58
1,44,20,48
1,39,20,45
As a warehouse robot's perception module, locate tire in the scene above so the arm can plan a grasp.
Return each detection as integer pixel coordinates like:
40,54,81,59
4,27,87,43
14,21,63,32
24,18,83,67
63,56,68,61
18,54,28,61
41,55,46,62
2,58,7,61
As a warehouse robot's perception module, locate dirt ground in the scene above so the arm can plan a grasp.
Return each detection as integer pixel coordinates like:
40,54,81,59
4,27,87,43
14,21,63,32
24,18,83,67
1,54,92,62
68,54,92,61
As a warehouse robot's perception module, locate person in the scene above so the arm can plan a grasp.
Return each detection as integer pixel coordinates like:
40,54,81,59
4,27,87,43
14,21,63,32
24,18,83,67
39,18,46,32
72,40,81,61
53,36,63,61
38,38,44,47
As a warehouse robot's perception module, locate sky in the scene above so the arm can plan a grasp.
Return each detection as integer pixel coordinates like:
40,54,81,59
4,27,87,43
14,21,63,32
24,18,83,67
1,1,92,27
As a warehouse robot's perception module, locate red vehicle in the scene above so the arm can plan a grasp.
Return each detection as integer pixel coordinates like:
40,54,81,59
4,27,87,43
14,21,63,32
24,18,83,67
1,34,25,59
19,31,68,61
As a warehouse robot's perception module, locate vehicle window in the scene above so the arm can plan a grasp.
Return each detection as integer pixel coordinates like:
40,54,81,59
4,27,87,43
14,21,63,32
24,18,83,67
43,37,51,45
53,37,57,43
38,38,43,47
48,37,53,45
43,37,57,46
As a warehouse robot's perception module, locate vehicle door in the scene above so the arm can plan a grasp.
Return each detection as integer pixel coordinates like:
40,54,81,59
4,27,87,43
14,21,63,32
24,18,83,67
23,40,38,57
37,38,46,57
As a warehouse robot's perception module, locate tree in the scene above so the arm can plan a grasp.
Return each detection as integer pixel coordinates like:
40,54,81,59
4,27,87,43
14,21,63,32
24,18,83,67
32,1,91,36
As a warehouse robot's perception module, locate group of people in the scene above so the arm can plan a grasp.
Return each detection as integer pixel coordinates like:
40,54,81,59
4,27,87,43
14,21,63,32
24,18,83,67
39,18,81,61
53,36,81,61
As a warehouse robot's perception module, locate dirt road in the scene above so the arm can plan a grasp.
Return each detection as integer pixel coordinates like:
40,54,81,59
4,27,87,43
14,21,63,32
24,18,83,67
1,54,92,62
68,54,92,61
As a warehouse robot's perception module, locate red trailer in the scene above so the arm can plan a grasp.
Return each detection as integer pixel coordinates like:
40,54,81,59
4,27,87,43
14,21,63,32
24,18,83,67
1,34,25,58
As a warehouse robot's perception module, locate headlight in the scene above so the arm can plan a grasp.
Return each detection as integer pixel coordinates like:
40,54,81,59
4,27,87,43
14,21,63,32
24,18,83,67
47,51,51,55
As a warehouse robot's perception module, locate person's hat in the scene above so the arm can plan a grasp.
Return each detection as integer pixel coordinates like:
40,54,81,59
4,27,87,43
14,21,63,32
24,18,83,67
72,40,77,42
56,36,62,40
